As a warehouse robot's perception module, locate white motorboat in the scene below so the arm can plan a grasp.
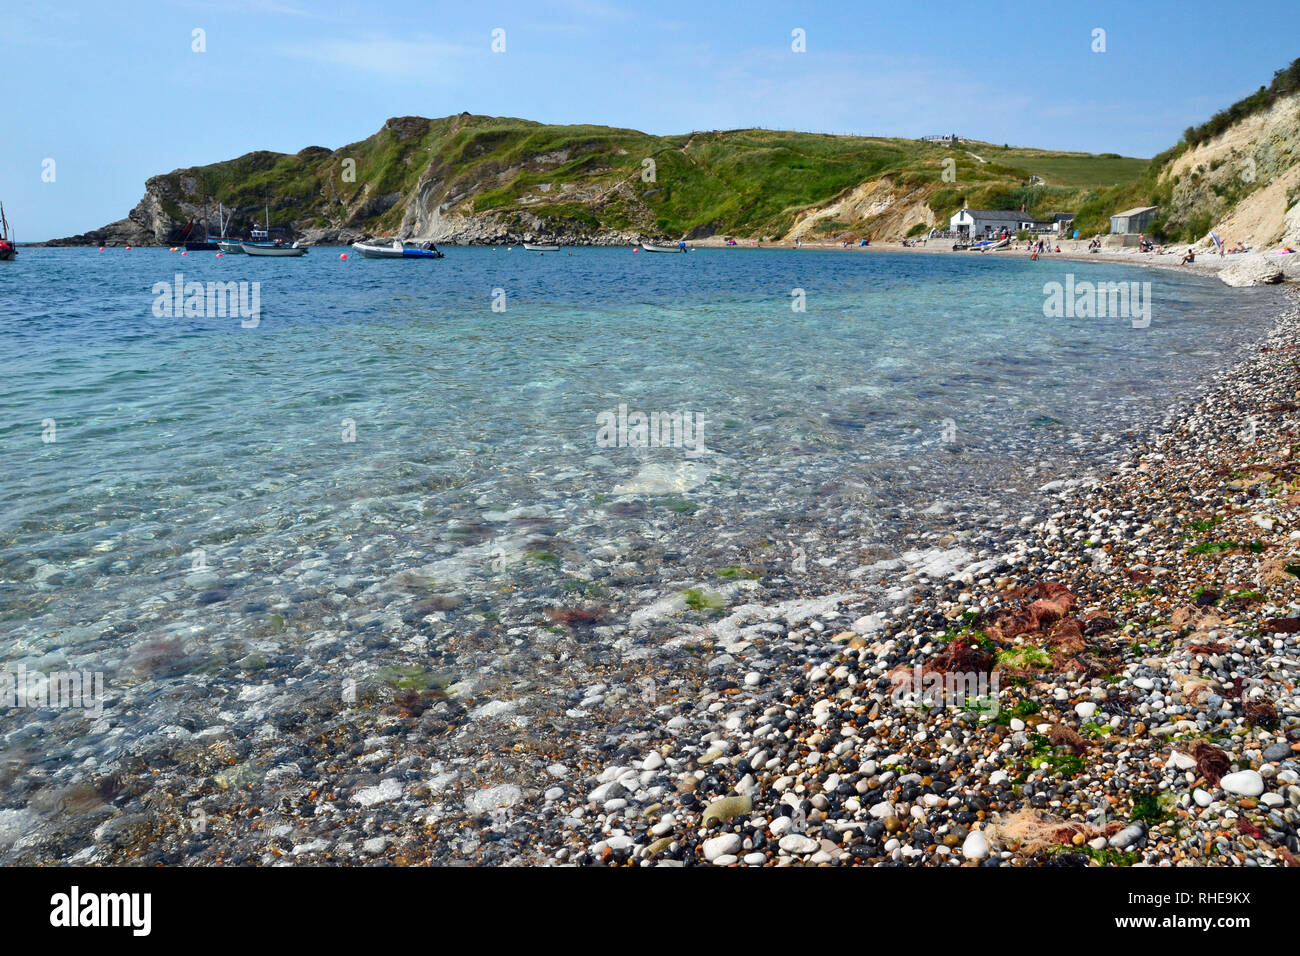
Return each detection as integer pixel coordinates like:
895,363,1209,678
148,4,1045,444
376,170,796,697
242,241,308,257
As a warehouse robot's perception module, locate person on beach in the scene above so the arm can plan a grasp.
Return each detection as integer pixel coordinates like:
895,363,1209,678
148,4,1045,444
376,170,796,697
1181,248,1196,264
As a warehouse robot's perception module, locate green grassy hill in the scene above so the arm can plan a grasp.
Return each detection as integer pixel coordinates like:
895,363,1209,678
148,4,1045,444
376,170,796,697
59,113,1150,245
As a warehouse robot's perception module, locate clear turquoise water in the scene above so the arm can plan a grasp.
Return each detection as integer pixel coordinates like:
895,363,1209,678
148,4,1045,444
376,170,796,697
0,245,1285,767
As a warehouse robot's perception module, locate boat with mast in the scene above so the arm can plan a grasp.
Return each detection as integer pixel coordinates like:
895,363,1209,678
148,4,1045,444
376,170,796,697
183,201,242,251
220,203,289,253
0,203,15,260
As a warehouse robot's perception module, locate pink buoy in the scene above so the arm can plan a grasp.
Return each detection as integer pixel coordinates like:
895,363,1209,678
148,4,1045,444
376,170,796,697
181,250,187,255
340,253,348,259
98,246,105,251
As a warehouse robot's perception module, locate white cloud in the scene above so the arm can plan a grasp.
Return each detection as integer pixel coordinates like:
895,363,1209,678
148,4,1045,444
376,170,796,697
281,35,471,79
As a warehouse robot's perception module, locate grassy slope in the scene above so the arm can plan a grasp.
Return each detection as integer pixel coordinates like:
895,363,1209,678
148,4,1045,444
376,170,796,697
149,114,1148,241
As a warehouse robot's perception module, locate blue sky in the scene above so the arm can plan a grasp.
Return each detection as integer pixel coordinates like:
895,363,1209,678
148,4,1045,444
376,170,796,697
3,0,1297,240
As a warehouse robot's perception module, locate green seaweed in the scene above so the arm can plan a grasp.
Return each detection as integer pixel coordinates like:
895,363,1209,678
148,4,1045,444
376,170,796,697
1046,844,1138,866
1022,733,1086,778
377,665,448,693
717,565,761,580
682,588,726,612
996,647,1051,669
1130,791,1175,827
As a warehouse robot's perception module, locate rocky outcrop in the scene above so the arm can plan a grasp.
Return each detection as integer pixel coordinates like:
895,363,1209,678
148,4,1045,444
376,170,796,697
1218,253,1286,287
1278,253,1300,281
44,183,177,246
44,172,225,246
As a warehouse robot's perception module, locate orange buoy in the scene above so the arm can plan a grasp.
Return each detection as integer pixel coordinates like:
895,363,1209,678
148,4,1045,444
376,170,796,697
216,252,223,257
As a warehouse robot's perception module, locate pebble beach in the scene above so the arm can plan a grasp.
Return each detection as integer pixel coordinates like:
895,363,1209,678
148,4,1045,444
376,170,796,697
2,253,1297,869
453,283,1300,867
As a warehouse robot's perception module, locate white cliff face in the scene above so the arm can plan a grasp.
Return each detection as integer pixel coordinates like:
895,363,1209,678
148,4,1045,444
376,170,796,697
1284,199,1300,248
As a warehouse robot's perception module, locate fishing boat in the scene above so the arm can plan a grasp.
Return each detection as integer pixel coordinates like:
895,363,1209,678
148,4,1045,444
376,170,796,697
523,242,559,251
352,239,444,259
0,203,15,260
225,203,293,253
241,241,308,257
641,242,687,253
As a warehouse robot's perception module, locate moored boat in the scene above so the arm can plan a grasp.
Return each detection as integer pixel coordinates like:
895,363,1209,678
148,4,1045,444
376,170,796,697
352,239,444,259
241,241,308,257
0,203,15,260
641,242,687,253
227,203,292,252
523,242,559,251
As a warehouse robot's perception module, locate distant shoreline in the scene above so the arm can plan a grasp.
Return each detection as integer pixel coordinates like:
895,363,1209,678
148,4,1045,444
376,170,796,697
27,239,1294,284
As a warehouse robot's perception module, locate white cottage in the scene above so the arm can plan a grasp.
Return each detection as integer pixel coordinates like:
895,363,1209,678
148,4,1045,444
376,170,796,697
949,208,1036,237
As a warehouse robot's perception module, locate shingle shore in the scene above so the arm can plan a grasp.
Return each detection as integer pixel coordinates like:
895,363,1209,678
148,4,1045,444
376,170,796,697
525,289,1300,866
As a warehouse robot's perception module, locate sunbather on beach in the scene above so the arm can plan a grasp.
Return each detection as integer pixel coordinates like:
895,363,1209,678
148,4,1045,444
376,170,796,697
1181,248,1196,264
